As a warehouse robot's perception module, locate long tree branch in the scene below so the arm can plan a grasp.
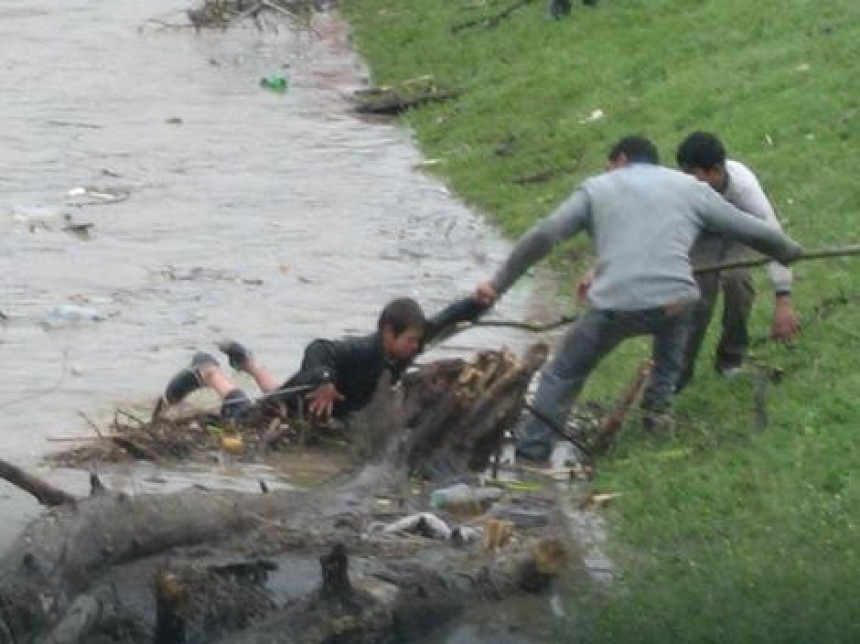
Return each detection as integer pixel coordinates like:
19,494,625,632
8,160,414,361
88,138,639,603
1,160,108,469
0,457,76,507
694,244,860,274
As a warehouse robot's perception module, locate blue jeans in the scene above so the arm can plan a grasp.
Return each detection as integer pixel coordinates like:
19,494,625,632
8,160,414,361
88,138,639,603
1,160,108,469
516,304,693,460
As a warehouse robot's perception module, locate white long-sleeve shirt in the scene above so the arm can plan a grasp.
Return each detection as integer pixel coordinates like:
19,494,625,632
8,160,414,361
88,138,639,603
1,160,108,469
691,159,793,294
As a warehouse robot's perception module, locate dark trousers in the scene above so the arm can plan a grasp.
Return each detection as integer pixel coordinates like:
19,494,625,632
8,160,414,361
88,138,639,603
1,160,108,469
516,304,693,461
677,269,756,392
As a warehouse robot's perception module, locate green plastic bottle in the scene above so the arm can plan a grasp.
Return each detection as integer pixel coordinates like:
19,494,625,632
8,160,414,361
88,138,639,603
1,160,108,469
260,75,288,92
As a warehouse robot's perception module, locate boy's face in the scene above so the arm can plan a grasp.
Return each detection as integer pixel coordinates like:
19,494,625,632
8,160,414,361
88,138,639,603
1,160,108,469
382,325,424,362
683,165,727,193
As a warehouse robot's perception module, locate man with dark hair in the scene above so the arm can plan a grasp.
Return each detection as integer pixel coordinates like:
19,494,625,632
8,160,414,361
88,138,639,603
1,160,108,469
474,135,803,463
675,131,799,388
160,295,486,423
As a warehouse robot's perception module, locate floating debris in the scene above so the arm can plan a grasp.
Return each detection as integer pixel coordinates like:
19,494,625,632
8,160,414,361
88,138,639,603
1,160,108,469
66,185,131,206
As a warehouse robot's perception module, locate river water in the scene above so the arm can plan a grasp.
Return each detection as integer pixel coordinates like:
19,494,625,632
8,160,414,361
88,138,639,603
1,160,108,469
0,2,562,556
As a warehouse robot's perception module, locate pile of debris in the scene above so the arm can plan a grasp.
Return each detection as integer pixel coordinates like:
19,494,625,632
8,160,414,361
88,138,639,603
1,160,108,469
47,405,334,468
0,343,595,643
187,0,336,29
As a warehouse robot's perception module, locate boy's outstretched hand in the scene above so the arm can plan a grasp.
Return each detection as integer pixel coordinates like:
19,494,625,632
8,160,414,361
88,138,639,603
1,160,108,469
474,282,499,307
306,382,344,419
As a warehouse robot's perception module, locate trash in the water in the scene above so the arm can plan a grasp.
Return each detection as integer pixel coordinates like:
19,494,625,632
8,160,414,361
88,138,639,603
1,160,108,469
62,214,95,240
165,117,184,125
381,513,453,540
580,491,623,511
66,186,131,205
451,525,481,544
430,483,503,515
220,436,244,453
483,518,514,551
42,304,107,329
260,75,288,92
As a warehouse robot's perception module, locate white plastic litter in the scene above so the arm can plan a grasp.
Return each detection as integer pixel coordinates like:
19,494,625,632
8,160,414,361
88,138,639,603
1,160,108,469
382,513,453,541
42,305,106,329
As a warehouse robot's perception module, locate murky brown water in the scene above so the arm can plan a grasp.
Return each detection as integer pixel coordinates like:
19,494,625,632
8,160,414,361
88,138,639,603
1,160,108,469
0,3,560,553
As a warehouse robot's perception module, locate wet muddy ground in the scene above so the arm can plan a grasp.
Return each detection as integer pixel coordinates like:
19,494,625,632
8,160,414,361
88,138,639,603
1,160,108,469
0,2,562,554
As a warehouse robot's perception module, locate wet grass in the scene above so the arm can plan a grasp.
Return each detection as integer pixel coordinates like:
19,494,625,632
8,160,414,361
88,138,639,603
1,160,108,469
342,0,860,641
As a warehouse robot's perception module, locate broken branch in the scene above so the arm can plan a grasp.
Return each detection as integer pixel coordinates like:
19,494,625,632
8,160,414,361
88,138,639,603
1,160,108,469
0,457,76,506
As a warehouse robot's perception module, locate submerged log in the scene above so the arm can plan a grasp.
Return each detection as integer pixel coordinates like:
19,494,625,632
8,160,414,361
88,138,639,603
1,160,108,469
0,345,562,643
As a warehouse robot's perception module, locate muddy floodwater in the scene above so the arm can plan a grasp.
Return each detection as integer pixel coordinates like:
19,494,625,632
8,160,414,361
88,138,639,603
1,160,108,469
0,2,563,557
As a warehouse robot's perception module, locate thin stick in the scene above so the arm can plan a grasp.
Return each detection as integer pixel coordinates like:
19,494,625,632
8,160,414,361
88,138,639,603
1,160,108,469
694,244,860,274
523,402,592,457
78,411,105,439
451,0,538,34
260,0,293,18
474,314,579,333
593,360,653,453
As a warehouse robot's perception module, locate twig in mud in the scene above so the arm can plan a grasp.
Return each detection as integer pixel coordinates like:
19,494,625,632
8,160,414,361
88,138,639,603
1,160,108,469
451,0,539,34
78,410,105,439
592,360,653,453
474,313,580,333
115,408,146,428
523,402,593,457
752,367,769,430
112,437,160,461
260,0,294,17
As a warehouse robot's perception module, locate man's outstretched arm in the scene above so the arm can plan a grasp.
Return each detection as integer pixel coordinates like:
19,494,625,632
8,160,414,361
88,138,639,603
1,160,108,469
478,189,590,305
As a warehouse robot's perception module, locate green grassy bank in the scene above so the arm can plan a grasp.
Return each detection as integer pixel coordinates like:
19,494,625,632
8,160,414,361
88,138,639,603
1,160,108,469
342,0,860,641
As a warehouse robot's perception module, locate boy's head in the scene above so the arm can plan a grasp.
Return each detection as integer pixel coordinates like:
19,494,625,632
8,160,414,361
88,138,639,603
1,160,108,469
676,131,728,192
607,135,660,169
378,297,427,362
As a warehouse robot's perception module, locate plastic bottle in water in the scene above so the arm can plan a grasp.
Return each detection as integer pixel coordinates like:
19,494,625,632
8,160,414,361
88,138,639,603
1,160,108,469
260,75,288,92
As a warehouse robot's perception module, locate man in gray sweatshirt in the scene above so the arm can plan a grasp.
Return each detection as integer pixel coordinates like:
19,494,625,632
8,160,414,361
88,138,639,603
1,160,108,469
474,135,802,463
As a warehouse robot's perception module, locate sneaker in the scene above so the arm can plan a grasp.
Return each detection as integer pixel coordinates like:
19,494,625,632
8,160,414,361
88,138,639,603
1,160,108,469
715,354,745,377
217,340,252,371
163,352,219,405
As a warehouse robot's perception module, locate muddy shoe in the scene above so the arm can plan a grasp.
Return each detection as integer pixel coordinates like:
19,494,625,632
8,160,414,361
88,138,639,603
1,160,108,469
163,352,219,405
217,340,252,371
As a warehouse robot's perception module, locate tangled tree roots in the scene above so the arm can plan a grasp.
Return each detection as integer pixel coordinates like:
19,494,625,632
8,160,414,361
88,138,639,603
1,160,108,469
0,344,590,643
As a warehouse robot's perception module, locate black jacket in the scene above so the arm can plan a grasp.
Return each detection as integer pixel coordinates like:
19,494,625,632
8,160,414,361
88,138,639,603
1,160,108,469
280,296,487,418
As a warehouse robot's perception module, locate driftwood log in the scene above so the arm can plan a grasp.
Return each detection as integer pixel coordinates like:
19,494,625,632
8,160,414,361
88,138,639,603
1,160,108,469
0,344,576,643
